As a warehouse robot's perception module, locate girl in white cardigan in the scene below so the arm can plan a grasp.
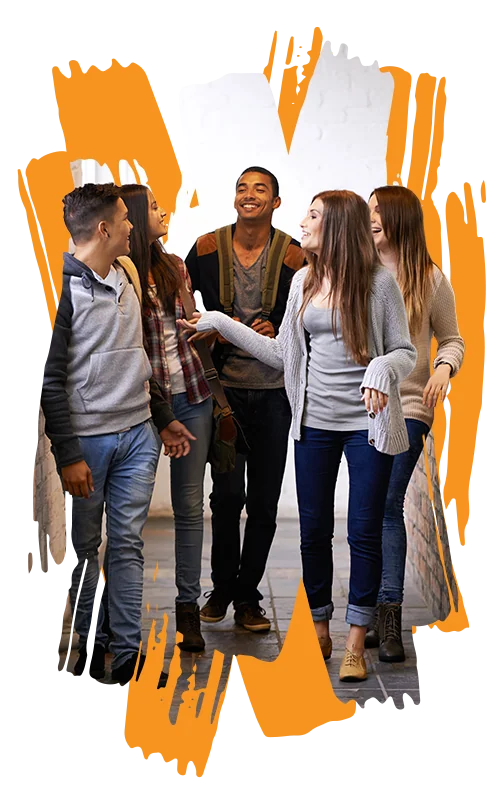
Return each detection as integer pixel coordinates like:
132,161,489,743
179,190,416,681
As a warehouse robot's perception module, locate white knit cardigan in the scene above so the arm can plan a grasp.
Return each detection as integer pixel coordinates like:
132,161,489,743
193,267,417,455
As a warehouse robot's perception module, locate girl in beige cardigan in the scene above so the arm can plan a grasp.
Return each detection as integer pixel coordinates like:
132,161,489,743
367,186,465,662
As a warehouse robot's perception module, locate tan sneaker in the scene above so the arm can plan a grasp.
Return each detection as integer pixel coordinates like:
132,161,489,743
339,647,367,681
318,635,332,660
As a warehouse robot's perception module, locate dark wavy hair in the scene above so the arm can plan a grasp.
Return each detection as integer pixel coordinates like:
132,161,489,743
120,184,181,315
63,183,121,244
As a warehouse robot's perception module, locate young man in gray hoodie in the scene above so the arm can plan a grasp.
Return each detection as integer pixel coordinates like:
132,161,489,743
41,183,194,685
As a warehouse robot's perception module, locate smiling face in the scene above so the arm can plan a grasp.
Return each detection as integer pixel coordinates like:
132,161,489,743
300,198,324,254
368,193,390,252
234,171,281,223
146,189,168,243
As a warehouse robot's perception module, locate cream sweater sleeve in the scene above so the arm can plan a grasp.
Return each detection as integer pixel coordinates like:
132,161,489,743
431,272,465,377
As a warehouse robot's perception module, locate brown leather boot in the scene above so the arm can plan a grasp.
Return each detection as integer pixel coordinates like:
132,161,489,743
175,603,205,652
378,603,405,662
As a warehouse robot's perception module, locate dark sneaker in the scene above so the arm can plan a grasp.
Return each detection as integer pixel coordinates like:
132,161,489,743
111,652,168,688
200,589,230,623
378,603,405,663
175,603,205,652
72,643,106,679
234,603,271,632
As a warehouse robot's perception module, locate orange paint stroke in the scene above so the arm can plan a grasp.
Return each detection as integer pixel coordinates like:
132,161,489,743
17,59,182,327
153,561,159,583
285,36,294,65
125,616,226,776
237,582,355,737
263,31,278,82
406,73,445,267
16,150,75,328
422,435,468,631
276,27,323,151
444,184,485,544
190,190,199,208
380,67,412,186
481,181,486,202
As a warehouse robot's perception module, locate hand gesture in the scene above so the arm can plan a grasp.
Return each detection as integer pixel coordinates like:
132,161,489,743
159,420,197,458
422,363,451,408
362,387,388,415
61,460,94,498
251,318,275,338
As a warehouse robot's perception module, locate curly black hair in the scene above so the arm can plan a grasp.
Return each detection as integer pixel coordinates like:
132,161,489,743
62,183,121,244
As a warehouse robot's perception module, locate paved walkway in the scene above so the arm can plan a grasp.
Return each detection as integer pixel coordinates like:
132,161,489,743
61,516,434,714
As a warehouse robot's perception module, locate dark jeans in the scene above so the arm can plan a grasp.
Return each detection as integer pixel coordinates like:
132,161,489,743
294,426,394,627
378,418,430,604
210,387,292,605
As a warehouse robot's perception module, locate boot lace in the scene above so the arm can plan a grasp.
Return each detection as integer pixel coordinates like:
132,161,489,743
384,606,402,640
344,648,360,667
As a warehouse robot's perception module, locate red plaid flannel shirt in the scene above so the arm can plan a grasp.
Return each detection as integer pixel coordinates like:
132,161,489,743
142,257,211,406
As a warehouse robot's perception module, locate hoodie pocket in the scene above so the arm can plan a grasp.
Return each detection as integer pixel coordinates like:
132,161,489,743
78,348,152,414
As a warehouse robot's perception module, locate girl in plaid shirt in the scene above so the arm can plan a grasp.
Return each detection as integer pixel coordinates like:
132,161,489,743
121,184,212,653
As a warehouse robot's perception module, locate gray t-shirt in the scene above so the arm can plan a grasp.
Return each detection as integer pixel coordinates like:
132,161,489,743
220,240,285,389
302,303,368,431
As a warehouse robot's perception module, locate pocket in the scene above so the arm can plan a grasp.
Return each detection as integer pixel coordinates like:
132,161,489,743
78,348,152,414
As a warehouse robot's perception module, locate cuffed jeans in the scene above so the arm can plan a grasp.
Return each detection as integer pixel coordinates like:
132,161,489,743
69,420,160,668
294,426,394,627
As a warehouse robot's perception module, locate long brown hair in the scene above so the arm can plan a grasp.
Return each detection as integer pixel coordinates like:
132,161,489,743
300,190,378,366
370,185,434,335
120,184,181,314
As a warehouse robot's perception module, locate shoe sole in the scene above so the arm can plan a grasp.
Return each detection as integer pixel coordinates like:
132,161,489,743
339,674,367,682
200,613,226,623
236,621,271,632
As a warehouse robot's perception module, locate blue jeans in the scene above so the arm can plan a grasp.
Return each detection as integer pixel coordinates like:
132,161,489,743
101,395,211,623
378,418,430,604
69,420,160,668
294,426,394,627
168,393,213,604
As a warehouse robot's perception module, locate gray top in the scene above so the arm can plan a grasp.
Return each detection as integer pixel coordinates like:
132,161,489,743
302,303,368,431
220,239,285,389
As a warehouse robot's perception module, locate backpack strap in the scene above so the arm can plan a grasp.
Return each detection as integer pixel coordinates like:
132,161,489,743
214,225,234,315
115,256,142,304
260,229,292,320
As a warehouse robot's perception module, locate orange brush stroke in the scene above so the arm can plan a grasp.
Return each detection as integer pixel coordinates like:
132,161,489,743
277,27,323,151
190,190,199,208
406,73,444,267
125,616,226,776
263,31,278,81
481,181,486,202
380,67,412,186
237,583,355,736
17,59,182,326
422,436,469,631
444,185,485,544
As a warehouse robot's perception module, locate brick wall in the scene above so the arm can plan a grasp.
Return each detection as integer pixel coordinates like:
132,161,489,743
404,431,458,621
